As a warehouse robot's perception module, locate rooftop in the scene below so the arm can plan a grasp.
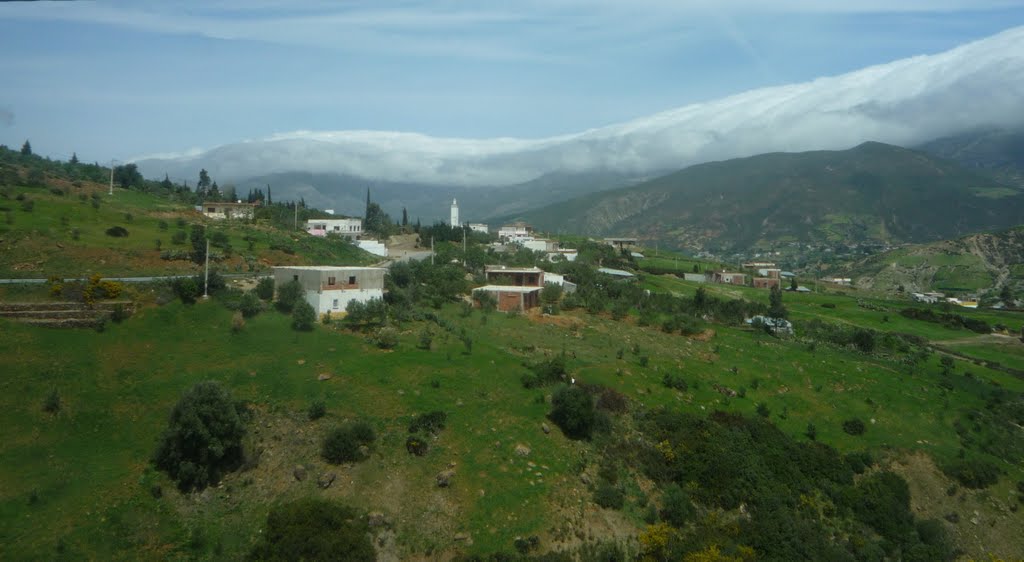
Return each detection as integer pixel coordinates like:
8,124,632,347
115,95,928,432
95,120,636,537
485,265,545,274
273,266,386,272
474,285,543,293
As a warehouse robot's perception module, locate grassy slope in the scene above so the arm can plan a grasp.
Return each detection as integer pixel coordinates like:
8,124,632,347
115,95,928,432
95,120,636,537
2,281,1023,559
512,142,1024,251
0,183,375,278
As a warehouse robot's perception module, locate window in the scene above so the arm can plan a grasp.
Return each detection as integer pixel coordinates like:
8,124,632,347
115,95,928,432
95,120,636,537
293,275,299,281
332,299,339,309
207,207,216,213
327,276,336,286
334,226,340,231
348,276,356,285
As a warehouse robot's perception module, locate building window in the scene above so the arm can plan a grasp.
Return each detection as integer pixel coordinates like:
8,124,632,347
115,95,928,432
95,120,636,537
293,275,299,281
334,226,340,231
327,276,336,286
332,299,339,309
207,207,216,213
348,276,356,285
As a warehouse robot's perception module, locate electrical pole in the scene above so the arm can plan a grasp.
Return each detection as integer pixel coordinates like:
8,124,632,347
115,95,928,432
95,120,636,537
203,238,210,299
108,160,114,195
431,236,435,265
294,201,298,230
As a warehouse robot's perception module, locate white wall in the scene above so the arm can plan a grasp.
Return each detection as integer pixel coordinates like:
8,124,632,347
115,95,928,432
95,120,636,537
356,239,388,257
309,289,385,316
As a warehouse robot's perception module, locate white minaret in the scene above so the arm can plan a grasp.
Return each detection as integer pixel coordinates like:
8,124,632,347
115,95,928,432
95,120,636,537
450,198,459,227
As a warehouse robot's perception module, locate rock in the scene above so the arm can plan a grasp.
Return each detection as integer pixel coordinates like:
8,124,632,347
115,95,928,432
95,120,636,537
454,532,470,541
514,444,531,457
368,511,387,528
541,423,550,434
317,472,336,489
293,465,307,481
359,445,370,457
317,373,332,381
436,469,456,488
580,473,592,485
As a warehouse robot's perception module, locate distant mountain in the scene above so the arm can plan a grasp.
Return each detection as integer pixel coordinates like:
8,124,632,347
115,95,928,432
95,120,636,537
918,129,1024,188
501,142,1024,251
846,225,1024,295
137,26,1024,202
232,169,643,223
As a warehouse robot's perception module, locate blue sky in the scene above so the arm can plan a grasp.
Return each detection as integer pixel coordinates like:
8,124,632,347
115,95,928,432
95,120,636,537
1,1,1023,164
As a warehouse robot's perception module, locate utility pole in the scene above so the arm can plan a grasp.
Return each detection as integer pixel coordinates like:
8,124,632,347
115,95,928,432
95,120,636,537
203,238,210,299
108,160,114,195
431,236,435,266
294,201,298,230
463,227,467,255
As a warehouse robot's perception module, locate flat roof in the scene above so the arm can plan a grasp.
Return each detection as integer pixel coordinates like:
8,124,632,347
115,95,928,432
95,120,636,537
474,285,542,293
597,267,636,277
273,266,385,271
485,266,544,273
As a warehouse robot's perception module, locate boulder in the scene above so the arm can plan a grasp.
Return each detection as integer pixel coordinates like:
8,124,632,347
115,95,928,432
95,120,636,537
436,469,456,488
514,444,531,457
293,465,307,481
317,472,336,489
541,423,550,435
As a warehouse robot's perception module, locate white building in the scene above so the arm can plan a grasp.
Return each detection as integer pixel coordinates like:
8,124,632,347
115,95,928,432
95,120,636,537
523,238,557,252
201,201,257,220
468,223,488,234
498,222,534,242
451,198,460,227
356,239,388,257
273,266,385,316
305,218,362,238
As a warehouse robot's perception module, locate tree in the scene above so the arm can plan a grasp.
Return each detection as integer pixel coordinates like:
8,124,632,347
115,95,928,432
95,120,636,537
255,277,275,300
69,152,79,165
197,169,212,198
550,385,595,440
247,499,374,562
20,140,32,156
790,276,798,291
402,206,408,227
160,173,173,191
768,285,787,319
152,381,248,492
1000,284,1014,304
189,224,207,264
322,422,376,464
113,163,143,189
266,185,272,205
275,279,304,313
541,282,563,305
239,291,262,318
292,299,316,331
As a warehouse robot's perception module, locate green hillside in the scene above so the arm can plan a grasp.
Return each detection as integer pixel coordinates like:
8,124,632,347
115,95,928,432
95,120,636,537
506,142,1024,252
0,148,375,278
919,128,1024,188
845,225,1024,297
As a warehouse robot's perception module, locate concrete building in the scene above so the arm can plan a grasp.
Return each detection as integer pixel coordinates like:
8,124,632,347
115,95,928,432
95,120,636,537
473,285,542,312
201,201,256,220
523,238,558,252
706,271,746,285
468,223,488,234
355,239,388,257
484,265,545,287
305,218,363,238
450,199,460,227
753,277,781,290
273,266,385,315
498,222,534,242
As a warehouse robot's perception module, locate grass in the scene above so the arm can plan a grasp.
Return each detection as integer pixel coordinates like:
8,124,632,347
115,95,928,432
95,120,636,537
3,279,1023,559
0,184,375,278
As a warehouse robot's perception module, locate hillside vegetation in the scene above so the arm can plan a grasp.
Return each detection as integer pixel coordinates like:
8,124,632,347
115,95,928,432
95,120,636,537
846,225,1024,296
505,142,1024,252
0,147,374,278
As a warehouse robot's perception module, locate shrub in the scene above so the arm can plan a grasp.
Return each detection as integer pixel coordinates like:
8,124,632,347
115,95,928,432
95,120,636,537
418,327,433,350
846,451,874,474
842,418,866,436
322,422,375,464
406,435,429,456
374,326,399,349
255,277,275,300
247,498,374,562
550,385,595,440
231,311,245,333
943,458,1000,489
239,291,262,318
105,225,129,237
595,387,629,414
659,484,694,527
173,277,200,304
593,480,625,510
756,402,771,418
275,279,303,313
158,220,168,230
42,389,61,414
171,231,186,245
152,381,248,492
308,400,326,421
661,373,688,392
292,300,316,331
408,411,447,435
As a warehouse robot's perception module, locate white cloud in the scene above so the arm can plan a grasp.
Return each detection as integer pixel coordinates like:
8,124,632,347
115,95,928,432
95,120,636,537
136,25,1024,186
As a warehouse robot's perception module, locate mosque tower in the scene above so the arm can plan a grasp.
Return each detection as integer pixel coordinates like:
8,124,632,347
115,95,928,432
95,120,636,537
450,198,459,227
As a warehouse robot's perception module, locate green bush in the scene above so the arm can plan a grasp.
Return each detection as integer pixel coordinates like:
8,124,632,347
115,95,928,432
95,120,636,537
406,435,429,456
42,389,61,414
943,458,1000,489
275,279,304,313
152,381,248,492
308,400,326,421
239,291,262,318
255,277,275,300
322,422,376,464
172,277,200,304
659,483,694,527
843,418,866,436
105,225,129,237
374,326,399,349
593,480,624,509
247,498,374,562
550,385,595,440
292,300,316,331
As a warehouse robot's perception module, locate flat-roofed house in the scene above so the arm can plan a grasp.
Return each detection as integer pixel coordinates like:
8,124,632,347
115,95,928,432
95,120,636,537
273,266,385,315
